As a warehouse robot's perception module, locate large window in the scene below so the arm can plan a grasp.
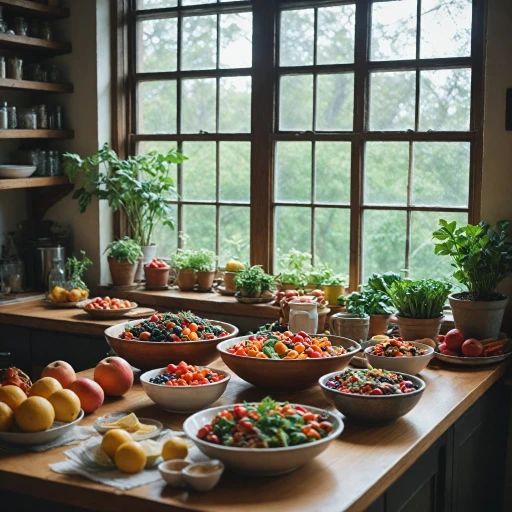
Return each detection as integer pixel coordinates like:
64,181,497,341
121,0,484,289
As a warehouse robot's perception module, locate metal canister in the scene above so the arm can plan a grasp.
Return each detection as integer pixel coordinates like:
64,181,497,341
35,246,65,291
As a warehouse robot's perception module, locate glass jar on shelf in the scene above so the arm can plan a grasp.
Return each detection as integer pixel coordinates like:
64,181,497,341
28,18,40,38
0,102,7,130
1,261,25,293
0,7,7,33
19,107,37,129
7,106,17,129
7,57,23,80
0,57,5,78
36,104,48,129
24,63,41,82
13,17,28,37
40,21,52,41
47,257,65,298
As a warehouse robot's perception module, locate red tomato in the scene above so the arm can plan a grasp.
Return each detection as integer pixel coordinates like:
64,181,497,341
445,329,465,350
292,335,304,344
309,351,322,358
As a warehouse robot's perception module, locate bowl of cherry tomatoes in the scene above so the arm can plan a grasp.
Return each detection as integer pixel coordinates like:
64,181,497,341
78,296,138,319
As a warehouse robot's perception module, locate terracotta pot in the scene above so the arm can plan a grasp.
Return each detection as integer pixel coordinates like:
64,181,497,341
368,314,391,338
223,271,237,292
196,270,215,291
177,268,196,291
323,285,344,306
134,256,144,283
329,313,370,342
144,265,170,288
449,292,509,339
108,257,137,287
396,315,444,341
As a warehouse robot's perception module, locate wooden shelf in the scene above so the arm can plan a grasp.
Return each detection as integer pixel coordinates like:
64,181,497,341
0,0,69,20
0,33,71,55
0,175,68,190
0,129,73,139
0,77,73,93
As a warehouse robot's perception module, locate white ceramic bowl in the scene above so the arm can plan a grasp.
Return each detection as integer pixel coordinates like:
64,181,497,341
365,341,434,375
0,165,36,179
158,459,192,487
0,409,84,445
182,460,224,491
140,367,231,413
183,403,344,476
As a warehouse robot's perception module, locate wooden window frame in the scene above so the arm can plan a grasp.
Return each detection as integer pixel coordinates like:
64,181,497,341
112,0,486,291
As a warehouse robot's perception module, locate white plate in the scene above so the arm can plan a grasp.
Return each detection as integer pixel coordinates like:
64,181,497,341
0,409,84,445
0,165,36,179
93,413,163,440
434,350,512,366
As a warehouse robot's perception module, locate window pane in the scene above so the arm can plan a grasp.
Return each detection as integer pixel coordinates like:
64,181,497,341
219,206,250,266
152,206,178,258
369,71,416,131
315,208,350,275
315,141,351,204
275,142,311,203
370,0,417,61
220,12,253,69
279,75,313,131
137,0,177,8
182,0,215,6
363,210,407,279
137,18,177,73
316,73,354,131
181,78,216,133
410,211,468,280
274,207,312,271
182,142,216,201
182,15,217,71
182,205,216,252
138,141,178,192
364,142,409,206
317,4,356,65
138,80,177,134
219,76,251,133
220,142,250,202
280,9,314,67
419,68,471,131
412,142,470,207
421,0,472,59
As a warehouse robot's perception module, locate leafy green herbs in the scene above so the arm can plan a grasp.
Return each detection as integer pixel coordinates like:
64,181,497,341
169,249,194,270
432,220,512,301
234,265,275,297
65,250,92,291
367,272,403,294
338,290,393,317
105,237,142,264
278,249,312,288
189,249,217,272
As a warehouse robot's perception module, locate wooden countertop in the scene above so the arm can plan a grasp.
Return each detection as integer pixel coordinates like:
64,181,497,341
0,360,508,512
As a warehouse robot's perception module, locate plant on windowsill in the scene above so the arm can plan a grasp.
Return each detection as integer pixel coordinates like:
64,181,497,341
190,249,217,291
432,219,512,339
222,237,247,293
105,237,142,287
170,249,196,291
277,249,312,290
234,265,275,299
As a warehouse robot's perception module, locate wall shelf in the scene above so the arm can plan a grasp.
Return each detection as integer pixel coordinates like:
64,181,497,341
0,33,71,55
0,175,69,190
0,129,74,139
0,78,73,93
0,0,69,20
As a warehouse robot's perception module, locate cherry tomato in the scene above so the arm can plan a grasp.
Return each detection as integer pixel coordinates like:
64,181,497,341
370,388,383,395
234,405,247,419
139,331,151,341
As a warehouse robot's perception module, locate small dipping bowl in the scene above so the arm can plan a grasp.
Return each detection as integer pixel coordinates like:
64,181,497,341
158,459,192,487
182,459,224,492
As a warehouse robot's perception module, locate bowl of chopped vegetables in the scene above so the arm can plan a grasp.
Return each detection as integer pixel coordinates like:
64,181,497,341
140,361,230,412
364,339,434,375
104,312,239,370
183,397,344,475
216,331,361,391
319,368,426,424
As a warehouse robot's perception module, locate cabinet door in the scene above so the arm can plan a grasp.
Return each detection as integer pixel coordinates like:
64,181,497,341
0,325,31,371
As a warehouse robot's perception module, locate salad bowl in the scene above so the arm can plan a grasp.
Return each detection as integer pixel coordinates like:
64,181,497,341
365,341,434,375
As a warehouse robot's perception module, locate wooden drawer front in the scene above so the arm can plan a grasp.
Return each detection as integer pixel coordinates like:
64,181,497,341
0,325,31,370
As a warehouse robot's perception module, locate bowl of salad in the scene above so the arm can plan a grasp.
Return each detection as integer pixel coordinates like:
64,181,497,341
364,339,434,375
216,331,361,390
319,368,426,424
183,397,344,475
104,312,239,370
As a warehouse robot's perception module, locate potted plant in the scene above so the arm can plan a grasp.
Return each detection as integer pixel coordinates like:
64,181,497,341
433,220,512,339
333,293,370,342
144,258,170,289
170,249,196,291
387,278,452,340
190,249,217,291
222,237,246,292
64,143,186,263
320,269,346,305
234,265,275,298
105,237,142,287
65,250,92,300
277,249,312,290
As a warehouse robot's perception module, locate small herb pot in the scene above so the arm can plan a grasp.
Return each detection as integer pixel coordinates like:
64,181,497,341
329,313,370,342
196,270,215,291
177,268,196,291
396,315,444,341
108,256,137,287
144,264,170,288
323,285,344,305
368,314,392,338
223,271,237,292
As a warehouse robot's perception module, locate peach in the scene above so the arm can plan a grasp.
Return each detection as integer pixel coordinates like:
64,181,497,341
94,357,133,397
42,360,76,389
70,378,104,413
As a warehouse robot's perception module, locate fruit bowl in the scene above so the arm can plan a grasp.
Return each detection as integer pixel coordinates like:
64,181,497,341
365,342,434,375
183,403,343,476
77,299,138,319
216,335,361,391
104,318,239,370
140,367,231,412
0,409,84,445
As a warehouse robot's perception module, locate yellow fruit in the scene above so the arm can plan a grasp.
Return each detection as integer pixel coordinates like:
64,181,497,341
79,288,89,299
114,441,147,474
162,436,188,461
101,429,133,459
0,402,14,432
15,396,55,432
67,289,82,302
29,377,62,399
48,389,81,423
225,260,244,272
52,286,68,302
139,439,162,465
0,385,27,411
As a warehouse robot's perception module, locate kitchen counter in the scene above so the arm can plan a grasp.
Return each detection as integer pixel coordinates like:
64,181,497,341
0,360,509,512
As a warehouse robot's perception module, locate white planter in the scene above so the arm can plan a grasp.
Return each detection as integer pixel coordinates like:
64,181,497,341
142,245,158,263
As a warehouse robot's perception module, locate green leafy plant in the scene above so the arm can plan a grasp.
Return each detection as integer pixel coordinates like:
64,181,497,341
64,143,186,247
338,291,392,318
234,265,275,297
190,249,217,272
432,220,512,301
278,249,312,287
367,272,403,294
169,249,195,270
388,279,452,319
65,250,92,291
105,237,142,265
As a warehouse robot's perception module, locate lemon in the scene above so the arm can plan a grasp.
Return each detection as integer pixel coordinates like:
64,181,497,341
115,442,147,474
15,396,55,432
0,402,14,432
225,260,244,272
0,385,27,411
29,377,62,400
139,439,162,465
101,429,133,459
48,389,81,423
162,436,188,461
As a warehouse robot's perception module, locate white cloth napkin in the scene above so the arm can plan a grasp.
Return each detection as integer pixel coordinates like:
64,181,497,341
50,429,210,491
0,426,97,454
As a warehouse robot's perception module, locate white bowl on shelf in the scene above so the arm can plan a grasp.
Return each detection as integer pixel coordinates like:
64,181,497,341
0,165,37,179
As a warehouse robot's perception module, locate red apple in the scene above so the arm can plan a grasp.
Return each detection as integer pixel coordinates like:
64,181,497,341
441,348,460,357
41,360,76,389
438,342,447,352
70,378,104,413
94,356,133,397
461,338,483,358
444,329,465,351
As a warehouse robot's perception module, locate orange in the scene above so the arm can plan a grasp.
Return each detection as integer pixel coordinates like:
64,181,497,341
48,389,81,423
0,402,14,432
29,377,62,399
114,442,147,474
162,437,188,461
15,396,55,432
101,429,133,459
0,385,27,411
